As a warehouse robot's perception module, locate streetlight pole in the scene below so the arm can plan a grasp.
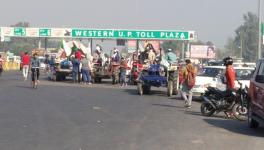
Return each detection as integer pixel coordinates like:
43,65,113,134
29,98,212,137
240,32,243,59
258,0,262,59
181,41,185,60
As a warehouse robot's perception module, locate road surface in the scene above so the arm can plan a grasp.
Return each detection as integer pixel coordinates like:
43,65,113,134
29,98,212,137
0,71,263,150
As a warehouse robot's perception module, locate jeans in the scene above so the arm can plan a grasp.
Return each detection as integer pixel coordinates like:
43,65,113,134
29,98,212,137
72,71,78,82
120,70,126,85
81,69,90,83
23,65,29,79
31,68,40,81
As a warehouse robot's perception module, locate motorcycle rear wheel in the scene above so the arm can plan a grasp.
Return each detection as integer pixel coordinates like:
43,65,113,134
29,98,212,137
201,102,215,116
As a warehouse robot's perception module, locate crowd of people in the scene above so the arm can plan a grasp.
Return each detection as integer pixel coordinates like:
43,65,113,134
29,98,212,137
14,43,237,110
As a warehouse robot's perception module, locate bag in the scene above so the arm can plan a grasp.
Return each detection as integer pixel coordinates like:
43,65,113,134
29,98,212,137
186,67,196,89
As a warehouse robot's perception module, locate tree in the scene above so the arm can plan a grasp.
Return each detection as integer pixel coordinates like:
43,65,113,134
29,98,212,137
225,37,236,57
232,12,259,61
10,22,30,28
215,48,227,59
161,41,182,52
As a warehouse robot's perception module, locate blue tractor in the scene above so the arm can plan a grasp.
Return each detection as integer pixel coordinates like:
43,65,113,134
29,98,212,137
137,64,179,97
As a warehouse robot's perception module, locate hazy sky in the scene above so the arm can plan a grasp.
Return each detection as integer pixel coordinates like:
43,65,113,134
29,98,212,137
0,0,261,48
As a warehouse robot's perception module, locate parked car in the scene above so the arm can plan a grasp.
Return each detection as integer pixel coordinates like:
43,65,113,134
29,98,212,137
38,56,46,70
248,59,264,128
193,66,225,96
193,66,254,96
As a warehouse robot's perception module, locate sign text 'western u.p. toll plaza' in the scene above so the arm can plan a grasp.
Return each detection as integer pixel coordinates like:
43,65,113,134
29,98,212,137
0,27,196,41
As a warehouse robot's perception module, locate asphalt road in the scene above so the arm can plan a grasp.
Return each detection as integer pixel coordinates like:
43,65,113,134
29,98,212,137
0,71,264,150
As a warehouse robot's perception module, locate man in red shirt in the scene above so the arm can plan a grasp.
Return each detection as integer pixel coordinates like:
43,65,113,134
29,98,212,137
223,57,236,90
22,52,30,80
75,50,82,61
223,57,236,118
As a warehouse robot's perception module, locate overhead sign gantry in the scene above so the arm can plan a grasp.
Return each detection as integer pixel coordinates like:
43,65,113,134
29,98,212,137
0,27,196,41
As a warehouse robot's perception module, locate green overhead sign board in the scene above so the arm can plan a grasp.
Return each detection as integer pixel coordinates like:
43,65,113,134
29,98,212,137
39,28,51,37
14,27,26,36
0,27,195,40
71,29,192,40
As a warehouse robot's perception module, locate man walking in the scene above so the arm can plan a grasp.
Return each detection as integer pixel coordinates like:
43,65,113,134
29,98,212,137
181,59,196,108
22,52,30,80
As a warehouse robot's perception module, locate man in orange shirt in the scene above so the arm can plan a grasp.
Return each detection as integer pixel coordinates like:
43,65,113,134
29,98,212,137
223,57,236,118
223,57,236,90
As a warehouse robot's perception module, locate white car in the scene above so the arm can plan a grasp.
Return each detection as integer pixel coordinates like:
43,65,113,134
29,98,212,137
38,56,46,70
192,66,255,96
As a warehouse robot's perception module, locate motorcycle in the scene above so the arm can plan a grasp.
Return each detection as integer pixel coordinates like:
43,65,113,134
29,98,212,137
200,81,249,120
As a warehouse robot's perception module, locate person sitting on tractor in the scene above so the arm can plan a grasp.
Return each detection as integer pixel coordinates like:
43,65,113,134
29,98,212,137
166,48,177,65
93,45,103,66
148,49,156,64
111,48,120,63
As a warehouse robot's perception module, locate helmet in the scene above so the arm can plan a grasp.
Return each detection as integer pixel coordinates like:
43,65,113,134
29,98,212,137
223,57,233,66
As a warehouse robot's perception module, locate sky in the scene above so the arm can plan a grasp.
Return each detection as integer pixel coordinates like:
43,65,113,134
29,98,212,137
0,0,261,48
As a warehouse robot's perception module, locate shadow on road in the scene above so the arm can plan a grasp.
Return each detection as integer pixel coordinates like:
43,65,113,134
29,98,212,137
182,110,236,120
152,103,184,109
184,110,203,116
124,88,169,97
15,85,34,89
203,118,264,137
124,89,139,95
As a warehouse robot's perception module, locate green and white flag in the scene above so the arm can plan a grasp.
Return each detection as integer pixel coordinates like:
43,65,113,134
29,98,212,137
63,40,71,56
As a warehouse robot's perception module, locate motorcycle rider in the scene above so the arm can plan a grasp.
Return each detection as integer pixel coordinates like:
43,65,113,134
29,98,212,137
223,56,236,117
223,56,236,90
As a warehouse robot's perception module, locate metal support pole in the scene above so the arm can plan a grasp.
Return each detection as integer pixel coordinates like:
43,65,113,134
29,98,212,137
136,39,139,55
90,38,93,54
136,39,140,63
181,41,185,60
187,41,190,59
44,38,47,52
240,32,243,59
38,38,41,49
258,0,262,59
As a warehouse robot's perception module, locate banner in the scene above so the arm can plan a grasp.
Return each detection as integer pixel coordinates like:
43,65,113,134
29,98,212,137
144,40,160,52
190,45,216,59
51,28,72,37
1,27,14,36
127,40,137,53
26,28,39,37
